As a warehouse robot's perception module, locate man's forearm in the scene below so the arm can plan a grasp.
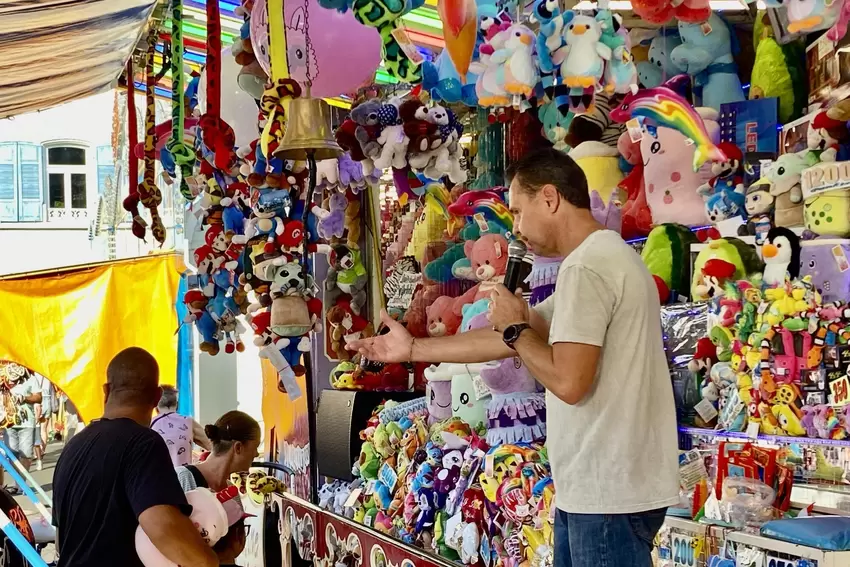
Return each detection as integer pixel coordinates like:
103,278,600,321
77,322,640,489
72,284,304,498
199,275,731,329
140,505,219,567
411,328,514,363
513,330,559,393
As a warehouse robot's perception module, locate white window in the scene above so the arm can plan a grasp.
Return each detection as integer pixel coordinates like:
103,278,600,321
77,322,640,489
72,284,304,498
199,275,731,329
46,145,88,220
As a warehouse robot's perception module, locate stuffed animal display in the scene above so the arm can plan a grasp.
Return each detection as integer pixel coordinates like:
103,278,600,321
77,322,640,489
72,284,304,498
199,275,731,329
336,97,467,186
318,394,554,566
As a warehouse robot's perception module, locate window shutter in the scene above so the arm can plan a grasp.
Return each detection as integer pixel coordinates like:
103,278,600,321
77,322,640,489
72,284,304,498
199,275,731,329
96,145,113,196
0,144,17,222
17,143,43,221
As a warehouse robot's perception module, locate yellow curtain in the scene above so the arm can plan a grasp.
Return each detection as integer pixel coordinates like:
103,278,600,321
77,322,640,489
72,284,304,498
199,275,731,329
0,254,184,423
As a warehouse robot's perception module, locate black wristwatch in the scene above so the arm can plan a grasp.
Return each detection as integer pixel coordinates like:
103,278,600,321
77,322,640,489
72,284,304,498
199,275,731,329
502,323,531,350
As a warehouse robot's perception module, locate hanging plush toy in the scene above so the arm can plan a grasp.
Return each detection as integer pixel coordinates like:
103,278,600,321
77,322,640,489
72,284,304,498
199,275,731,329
327,244,368,315
597,9,637,95
670,13,745,111
764,0,840,33
495,24,539,107
470,24,512,109
750,12,807,125
636,28,683,89
552,12,611,113
631,0,710,24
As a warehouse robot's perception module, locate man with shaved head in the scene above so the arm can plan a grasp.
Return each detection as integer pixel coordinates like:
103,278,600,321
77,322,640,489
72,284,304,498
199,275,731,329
53,347,219,567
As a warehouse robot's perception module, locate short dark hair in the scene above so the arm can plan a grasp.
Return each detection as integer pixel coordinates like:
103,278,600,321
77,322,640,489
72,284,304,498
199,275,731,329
506,148,590,209
205,410,261,454
106,347,159,393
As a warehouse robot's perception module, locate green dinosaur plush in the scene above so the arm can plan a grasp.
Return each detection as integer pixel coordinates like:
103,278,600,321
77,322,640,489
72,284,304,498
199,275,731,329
359,442,381,480
372,425,393,460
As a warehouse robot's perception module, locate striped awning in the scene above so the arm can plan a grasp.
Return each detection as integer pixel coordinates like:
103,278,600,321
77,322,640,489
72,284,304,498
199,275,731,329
0,0,157,119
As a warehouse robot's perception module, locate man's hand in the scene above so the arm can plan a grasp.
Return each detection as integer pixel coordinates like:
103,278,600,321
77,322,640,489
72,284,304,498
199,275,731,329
488,285,530,332
139,505,219,567
346,310,413,362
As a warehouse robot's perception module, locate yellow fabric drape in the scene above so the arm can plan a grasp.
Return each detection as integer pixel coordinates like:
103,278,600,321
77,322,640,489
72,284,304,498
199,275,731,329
0,254,183,423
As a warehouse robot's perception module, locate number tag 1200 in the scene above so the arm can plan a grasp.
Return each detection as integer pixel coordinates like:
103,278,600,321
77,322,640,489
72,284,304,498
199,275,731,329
671,533,700,567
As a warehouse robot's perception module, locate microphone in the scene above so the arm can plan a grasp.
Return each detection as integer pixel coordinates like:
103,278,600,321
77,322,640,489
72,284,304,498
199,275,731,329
503,239,528,293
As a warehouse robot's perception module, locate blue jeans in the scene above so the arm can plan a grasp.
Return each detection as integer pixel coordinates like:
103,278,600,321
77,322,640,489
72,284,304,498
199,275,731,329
554,508,667,567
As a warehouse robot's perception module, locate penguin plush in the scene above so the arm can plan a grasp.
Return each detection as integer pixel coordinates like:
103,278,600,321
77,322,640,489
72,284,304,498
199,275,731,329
762,227,800,286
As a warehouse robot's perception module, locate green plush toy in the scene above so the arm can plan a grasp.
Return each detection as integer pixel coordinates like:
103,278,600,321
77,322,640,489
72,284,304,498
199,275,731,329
372,424,393,459
359,442,381,480
750,12,807,124
641,224,699,303
691,238,764,301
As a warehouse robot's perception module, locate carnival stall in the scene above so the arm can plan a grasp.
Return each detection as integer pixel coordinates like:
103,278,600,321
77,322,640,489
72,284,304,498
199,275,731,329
118,0,850,563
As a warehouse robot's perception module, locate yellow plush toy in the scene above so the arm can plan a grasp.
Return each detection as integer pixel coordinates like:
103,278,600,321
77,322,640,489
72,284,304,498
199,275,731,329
568,141,625,204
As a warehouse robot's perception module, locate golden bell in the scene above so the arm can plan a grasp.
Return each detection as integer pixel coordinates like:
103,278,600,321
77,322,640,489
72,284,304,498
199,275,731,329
275,97,343,161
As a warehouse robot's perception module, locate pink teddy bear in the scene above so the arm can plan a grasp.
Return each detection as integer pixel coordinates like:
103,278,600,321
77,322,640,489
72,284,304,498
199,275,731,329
452,233,509,313
426,296,462,337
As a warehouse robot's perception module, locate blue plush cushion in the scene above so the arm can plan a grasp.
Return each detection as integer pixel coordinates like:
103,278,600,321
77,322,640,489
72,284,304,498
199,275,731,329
761,517,850,551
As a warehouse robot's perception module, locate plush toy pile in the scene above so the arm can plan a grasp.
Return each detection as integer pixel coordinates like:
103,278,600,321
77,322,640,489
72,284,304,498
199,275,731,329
682,227,850,440
318,399,554,567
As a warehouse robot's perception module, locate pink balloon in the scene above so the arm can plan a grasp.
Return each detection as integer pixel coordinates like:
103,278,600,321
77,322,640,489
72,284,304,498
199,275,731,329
251,0,382,99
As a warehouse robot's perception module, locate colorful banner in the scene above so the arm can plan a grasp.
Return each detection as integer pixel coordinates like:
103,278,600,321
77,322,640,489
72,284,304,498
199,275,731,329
262,361,311,500
0,254,183,422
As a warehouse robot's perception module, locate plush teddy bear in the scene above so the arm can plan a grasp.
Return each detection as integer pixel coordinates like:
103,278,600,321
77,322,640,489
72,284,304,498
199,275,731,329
399,99,442,160
326,296,373,360
350,100,384,161
451,233,509,313
335,118,368,163
426,296,462,337
372,99,410,171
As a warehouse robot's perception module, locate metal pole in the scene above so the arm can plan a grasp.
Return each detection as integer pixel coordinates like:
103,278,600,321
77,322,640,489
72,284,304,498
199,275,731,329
301,153,319,506
0,442,51,508
0,453,51,526
0,509,48,567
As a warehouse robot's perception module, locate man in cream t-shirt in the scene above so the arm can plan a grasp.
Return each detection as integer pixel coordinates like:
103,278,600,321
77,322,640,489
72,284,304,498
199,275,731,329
347,148,679,566
533,230,680,515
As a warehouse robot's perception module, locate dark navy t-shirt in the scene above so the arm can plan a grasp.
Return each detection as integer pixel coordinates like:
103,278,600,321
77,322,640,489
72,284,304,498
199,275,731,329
53,418,191,567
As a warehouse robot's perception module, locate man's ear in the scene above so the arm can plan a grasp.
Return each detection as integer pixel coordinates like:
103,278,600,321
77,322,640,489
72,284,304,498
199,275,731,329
150,386,163,408
541,184,560,211
102,383,110,404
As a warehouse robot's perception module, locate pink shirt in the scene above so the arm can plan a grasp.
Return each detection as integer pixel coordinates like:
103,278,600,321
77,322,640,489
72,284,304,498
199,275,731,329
151,412,193,466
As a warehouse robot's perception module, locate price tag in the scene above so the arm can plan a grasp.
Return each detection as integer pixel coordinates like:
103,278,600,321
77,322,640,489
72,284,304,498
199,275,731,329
829,374,850,406
343,488,362,509
390,26,424,66
746,421,761,440
671,532,698,567
626,118,643,143
694,398,719,423
470,371,492,400
379,462,398,492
